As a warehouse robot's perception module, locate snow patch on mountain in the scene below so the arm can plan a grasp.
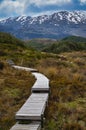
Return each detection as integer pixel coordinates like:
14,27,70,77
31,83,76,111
0,11,86,25
16,16,27,22
0,11,86,39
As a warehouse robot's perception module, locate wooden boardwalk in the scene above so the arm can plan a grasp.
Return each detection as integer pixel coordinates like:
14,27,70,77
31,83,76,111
13,65,38,72
16,93,48,120
32,72,49,92
10,65,49,130
10,122,41,130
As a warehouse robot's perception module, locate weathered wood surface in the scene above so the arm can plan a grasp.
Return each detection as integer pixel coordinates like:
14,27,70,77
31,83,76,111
15,93,48,120
10,122,41,130
32,73,49,92
13,65,38,72
10,65,49,130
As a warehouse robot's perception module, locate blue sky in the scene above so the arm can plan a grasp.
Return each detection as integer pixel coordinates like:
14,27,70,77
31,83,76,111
0,0,86,19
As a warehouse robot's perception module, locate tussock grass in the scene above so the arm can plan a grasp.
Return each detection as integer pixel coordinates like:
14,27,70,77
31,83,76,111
0,64,35,130
36,51,86,130
0,49,86,130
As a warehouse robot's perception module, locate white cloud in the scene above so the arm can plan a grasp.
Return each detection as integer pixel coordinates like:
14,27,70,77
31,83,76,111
0,0,25,16
0,0,72,18
31,10,60,17
80,0,86,4
25,0,71,7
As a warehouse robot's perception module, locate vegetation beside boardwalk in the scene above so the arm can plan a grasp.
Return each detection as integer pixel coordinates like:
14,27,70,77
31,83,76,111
0,64,35,130
0,32,86,130
38,52,86,130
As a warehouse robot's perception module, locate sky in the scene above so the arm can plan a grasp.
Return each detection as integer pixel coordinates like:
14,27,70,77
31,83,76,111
0,0,86,19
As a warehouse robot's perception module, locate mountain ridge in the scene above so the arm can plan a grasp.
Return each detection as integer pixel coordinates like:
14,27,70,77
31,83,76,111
0,11,86,39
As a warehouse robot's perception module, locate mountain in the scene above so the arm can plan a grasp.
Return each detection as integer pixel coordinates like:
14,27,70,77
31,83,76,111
43,36,86,53
0,11,86,40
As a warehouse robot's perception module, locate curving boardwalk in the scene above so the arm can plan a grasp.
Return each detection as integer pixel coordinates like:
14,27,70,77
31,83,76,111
32,72,49,93
10,65,49,130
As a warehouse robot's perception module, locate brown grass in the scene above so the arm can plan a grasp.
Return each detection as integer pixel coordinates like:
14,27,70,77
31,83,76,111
0,63,35,130
36,51,86,130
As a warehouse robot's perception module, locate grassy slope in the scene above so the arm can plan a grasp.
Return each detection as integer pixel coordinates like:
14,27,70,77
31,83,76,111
0,65,35,130
0,32,86,130
36,51,86,130
0,32,42,67
0,32,38,130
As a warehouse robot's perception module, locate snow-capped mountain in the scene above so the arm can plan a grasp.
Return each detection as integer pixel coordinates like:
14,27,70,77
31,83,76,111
0,11,86,39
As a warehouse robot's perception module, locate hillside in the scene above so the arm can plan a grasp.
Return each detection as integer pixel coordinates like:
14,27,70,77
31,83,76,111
43,36,86,53
0,33,86,130
0,64,35,130
25,38,56,50
62,36,86,43
0,32,25,59
0,32,37,129
0,32,41,67
40,51,86,130
0,32,25,47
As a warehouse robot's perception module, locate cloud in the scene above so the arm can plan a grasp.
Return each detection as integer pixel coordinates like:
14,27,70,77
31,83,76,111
80,0,86,4
24,0,72,15
0,0,72,18
0,0,86,19
0,0,24,17
25,0,71,7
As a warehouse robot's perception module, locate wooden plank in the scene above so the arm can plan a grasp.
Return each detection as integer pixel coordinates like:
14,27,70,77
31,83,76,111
32,73,49,92
10,122,41,130
13,65,38,72
10,65,49,129
15,94,48,121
